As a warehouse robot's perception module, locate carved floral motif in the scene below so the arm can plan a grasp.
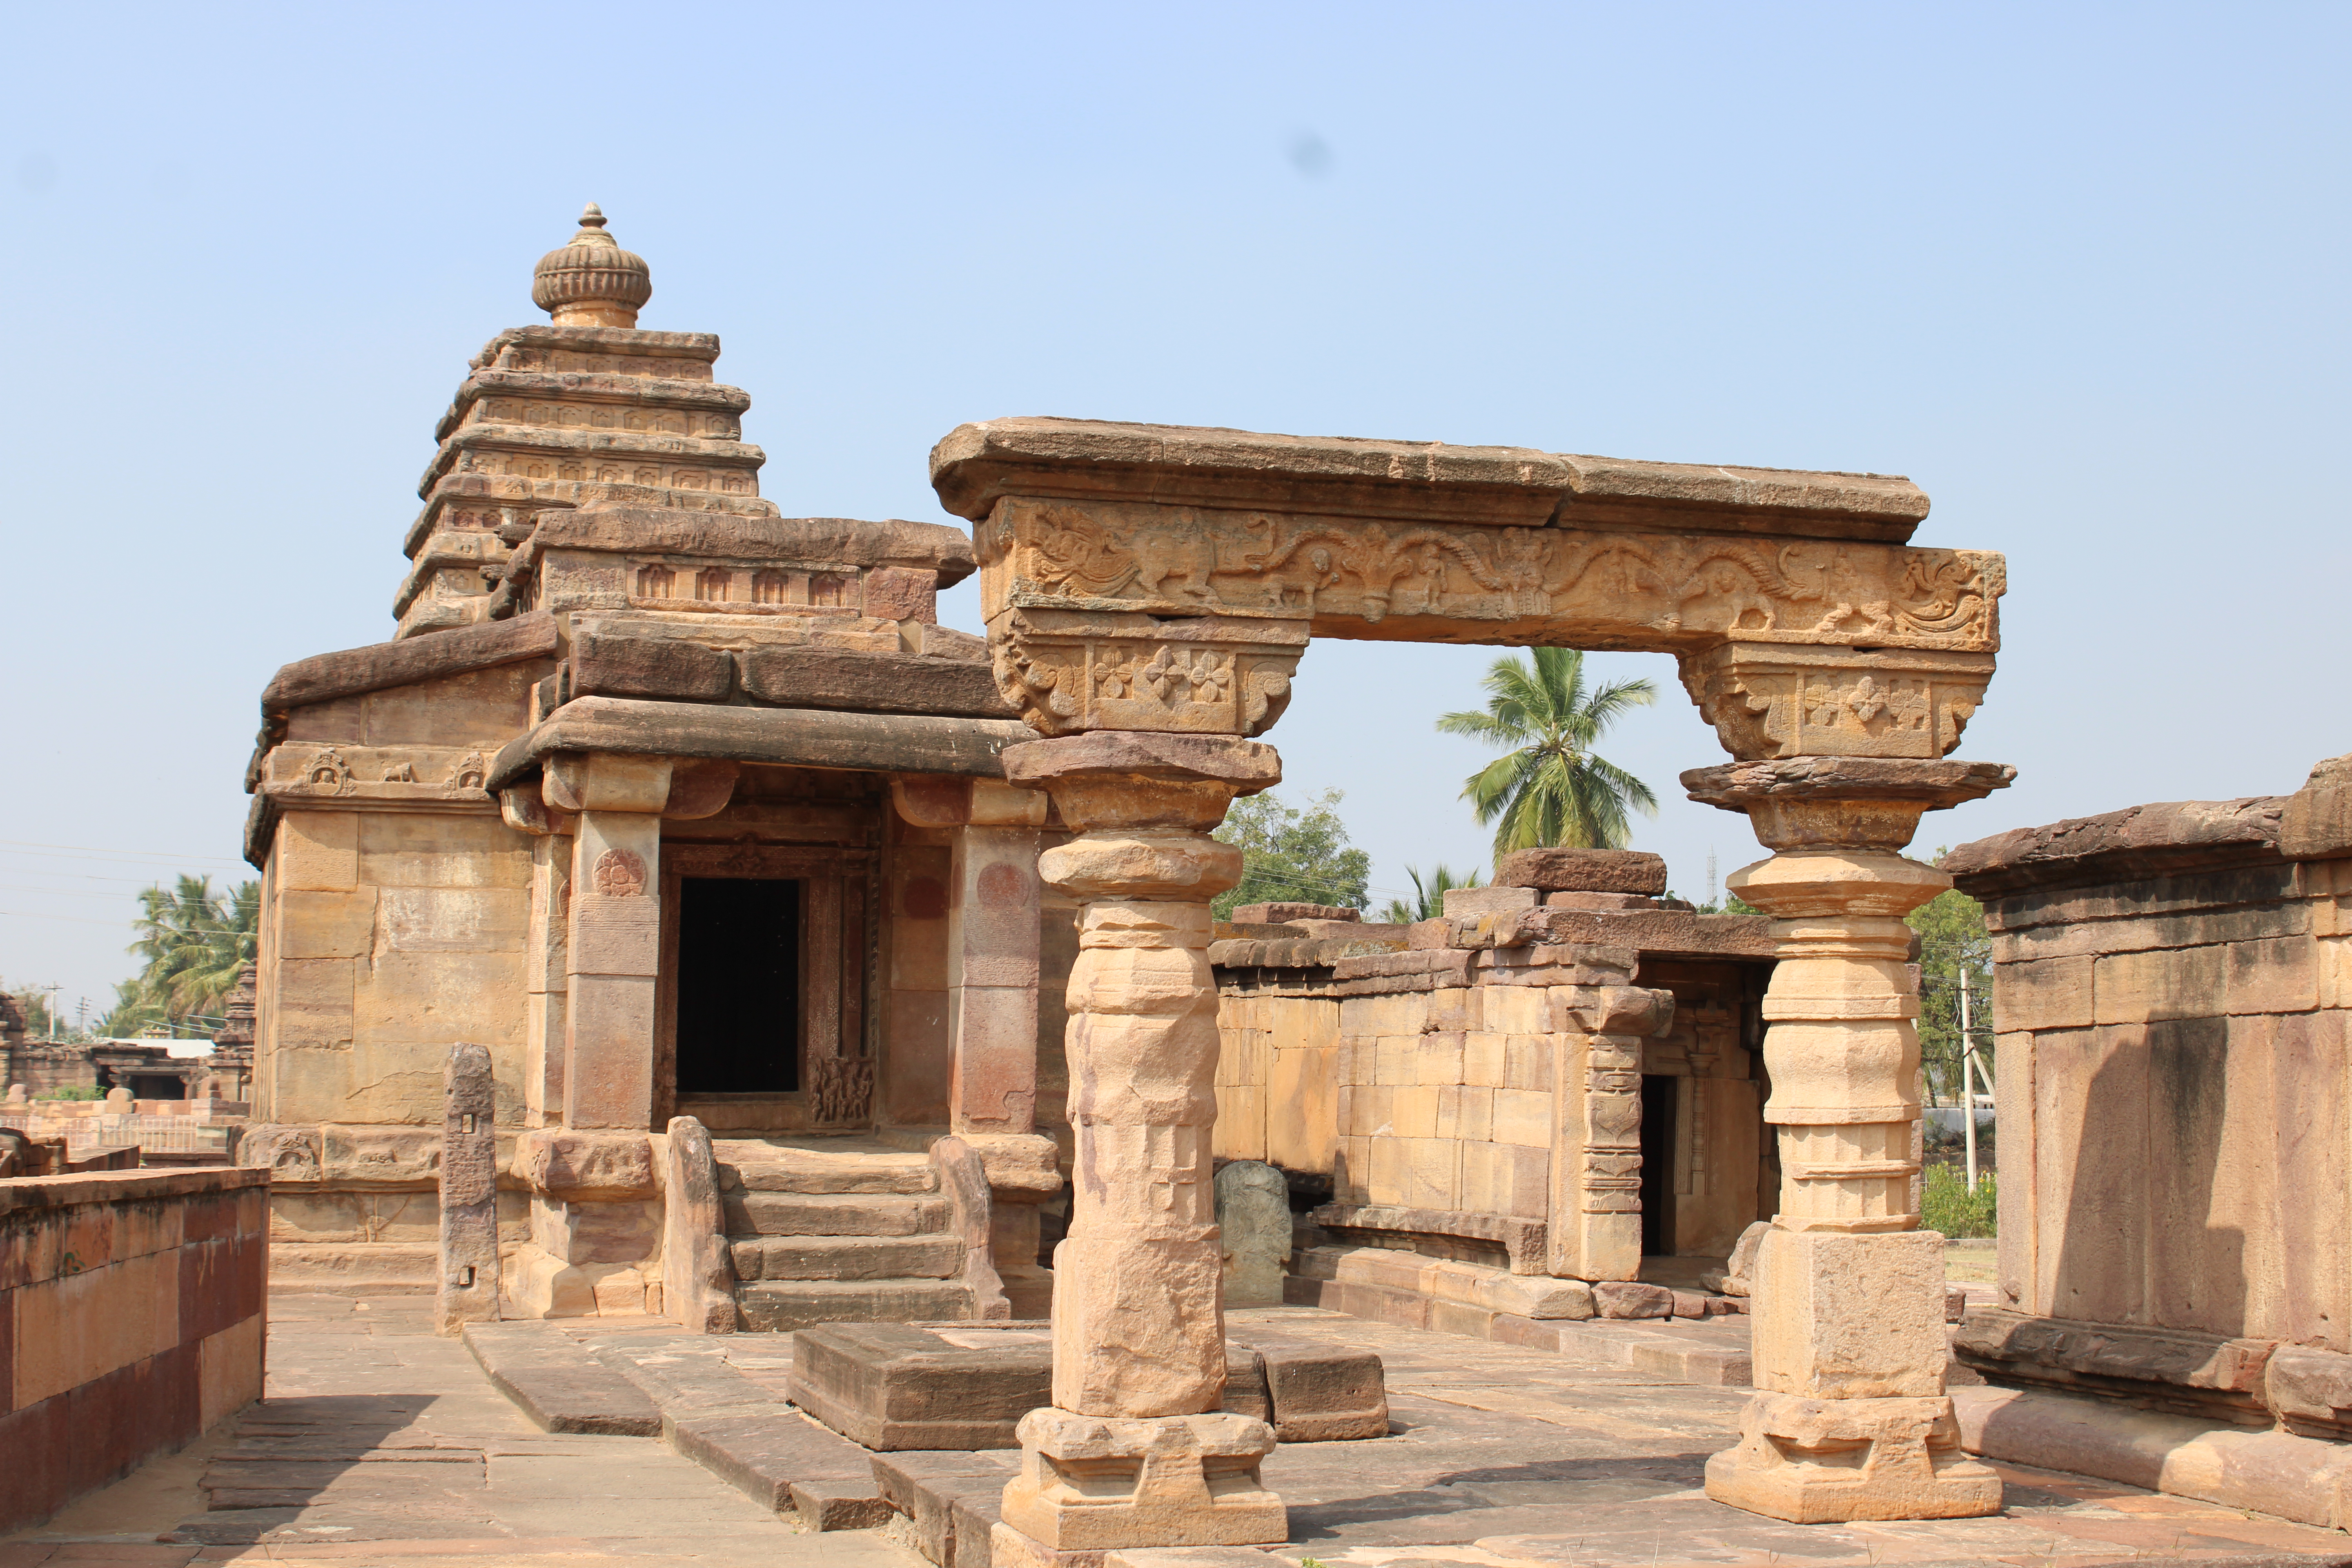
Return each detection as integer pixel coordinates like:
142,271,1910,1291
989,609,1304,739
592,848,647,898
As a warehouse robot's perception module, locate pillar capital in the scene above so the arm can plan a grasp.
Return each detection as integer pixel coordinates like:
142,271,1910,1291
1003,731,1281,836
1683,757,2015,853
541,751,739,820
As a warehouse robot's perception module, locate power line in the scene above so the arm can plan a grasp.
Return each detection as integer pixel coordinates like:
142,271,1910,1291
0,838,246,864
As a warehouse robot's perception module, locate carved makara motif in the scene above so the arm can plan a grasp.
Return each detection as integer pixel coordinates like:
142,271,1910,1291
808,1055,875,1124
982,497,2001,655
989,608,1305,739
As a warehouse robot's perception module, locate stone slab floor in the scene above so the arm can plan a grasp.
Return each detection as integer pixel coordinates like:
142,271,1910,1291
9,1294,2352,1568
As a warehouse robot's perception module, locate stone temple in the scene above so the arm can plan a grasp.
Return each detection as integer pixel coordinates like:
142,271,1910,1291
242,205,1062,1324
233,205,2054,1549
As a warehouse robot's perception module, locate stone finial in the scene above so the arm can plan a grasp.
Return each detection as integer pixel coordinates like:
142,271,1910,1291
532,203,652,328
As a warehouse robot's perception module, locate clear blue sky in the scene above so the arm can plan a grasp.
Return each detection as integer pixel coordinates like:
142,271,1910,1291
3,3,2345,1022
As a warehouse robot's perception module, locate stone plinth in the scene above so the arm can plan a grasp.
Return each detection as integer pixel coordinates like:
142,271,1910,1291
788,1321,1386,1451
998,1410,1286,1551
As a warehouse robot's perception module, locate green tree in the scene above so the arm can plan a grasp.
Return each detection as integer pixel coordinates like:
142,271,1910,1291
110,874,259,1035
1211,789,1372,921
1911,855,1991,1107
1437,648,1659,857
1377,865,1483,924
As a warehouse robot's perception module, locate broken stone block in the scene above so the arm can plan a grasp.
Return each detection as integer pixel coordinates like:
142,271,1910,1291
1441,885,1539,918
1590,1281,1674,1319
1494,848,1669,894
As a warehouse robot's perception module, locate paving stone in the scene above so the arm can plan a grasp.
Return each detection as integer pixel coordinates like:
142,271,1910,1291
458,1321,661,1436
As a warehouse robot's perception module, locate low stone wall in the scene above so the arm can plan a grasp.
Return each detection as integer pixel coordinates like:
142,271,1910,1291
1943,752,2352,1524
0,1167,268,1531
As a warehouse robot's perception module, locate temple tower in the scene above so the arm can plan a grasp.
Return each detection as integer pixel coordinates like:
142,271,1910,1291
395,205,779,637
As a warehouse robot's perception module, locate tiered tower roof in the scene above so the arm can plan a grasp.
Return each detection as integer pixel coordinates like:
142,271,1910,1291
394,205,778,637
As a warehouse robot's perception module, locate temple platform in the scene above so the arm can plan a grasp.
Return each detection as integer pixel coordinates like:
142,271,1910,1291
15,1295,2352,1568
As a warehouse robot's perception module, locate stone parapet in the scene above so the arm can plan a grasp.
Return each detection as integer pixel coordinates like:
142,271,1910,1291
0,1167,268,1531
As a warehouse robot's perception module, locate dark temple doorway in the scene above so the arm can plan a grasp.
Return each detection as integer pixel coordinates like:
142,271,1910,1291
1640,1074,1678,1256
674,877,800,1094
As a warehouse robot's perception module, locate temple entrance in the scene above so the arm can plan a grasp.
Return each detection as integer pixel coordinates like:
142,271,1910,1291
1639,1074,1678,1257
673,877,800,1096
657,841,877,1132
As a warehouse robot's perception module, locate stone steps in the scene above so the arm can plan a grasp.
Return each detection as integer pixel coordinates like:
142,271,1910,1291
729,1233,965,1282
267,1241,438,1296
736,1278,974,1333
710,1137,975,1331
715,1139,939,1196
722,1191,948,1236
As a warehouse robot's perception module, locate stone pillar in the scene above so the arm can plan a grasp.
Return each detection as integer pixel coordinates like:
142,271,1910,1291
993,731,1288,1560
893,774,1067,1316
521,828,572,1128
1687,759,2012,1524
437,1042,501,1335
1548,978,1675,1282
949,781,1049,1140
546,753,672,1132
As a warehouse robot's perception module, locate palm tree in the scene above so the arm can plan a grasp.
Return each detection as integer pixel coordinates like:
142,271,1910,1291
126,875,259,1027
1438,647,1660,857
1378,865,1483,924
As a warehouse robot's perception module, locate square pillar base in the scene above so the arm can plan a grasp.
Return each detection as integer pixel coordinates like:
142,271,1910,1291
997,1408,1285,1554
1703,1392,2003,1523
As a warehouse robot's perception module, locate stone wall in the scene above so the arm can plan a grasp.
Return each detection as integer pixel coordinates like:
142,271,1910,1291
1212,885,1777,1281
0,1167,268,1530
1943,755,2352,1483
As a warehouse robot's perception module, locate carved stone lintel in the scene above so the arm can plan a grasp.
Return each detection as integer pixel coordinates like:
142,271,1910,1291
976,492,2001,656
1679,644,1996,761
989,606,1306,739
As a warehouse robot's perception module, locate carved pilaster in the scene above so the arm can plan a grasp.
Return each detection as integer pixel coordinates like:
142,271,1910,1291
1547,982,1675,1281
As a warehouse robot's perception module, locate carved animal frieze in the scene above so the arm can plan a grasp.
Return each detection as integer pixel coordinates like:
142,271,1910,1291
980,496,2002,656
262,745,500,804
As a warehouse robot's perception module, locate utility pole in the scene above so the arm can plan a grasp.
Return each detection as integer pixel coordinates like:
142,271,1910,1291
1959,972,1980,1191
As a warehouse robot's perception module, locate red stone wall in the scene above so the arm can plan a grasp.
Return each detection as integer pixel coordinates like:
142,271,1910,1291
0,1167,268,1530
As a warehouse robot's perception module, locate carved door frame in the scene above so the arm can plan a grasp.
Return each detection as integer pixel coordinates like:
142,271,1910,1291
655,842,878,1131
